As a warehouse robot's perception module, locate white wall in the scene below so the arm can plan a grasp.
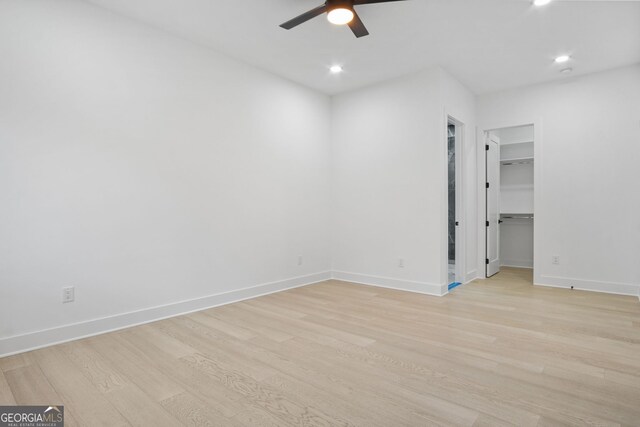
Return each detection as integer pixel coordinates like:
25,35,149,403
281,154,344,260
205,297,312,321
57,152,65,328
500,219,534,268
478,65,640,295
0,0,331,355
331,68,476,294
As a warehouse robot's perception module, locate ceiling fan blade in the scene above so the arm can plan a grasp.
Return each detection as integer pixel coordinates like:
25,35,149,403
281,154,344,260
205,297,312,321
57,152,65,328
348,11,369,38
353,0,408,4
280,5,327,30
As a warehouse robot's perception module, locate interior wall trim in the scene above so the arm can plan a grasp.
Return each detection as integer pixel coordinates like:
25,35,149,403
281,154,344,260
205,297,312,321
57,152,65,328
0,271,332,358
536,275,640,297
464,270,478,284
332,271,447,297
501,260,534,269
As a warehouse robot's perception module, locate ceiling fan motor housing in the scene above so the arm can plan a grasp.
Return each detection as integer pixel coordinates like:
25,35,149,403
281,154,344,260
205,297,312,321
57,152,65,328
326,0,355,12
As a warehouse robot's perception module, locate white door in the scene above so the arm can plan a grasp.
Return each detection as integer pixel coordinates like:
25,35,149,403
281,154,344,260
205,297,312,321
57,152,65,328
486,133,500,277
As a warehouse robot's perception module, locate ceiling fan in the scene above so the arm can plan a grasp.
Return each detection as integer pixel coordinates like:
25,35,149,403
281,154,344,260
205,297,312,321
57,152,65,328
280,0,407,38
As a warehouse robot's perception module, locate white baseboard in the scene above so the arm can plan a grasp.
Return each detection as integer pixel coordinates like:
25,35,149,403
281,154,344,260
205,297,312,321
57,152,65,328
536,275,640,297
501,259,533,269
331,271,447,296
0,271,331,358
464,270,478,284
4,270,635,358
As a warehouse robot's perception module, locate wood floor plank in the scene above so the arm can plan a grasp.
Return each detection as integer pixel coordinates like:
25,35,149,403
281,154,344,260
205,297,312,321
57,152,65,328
160,391,239,427
4,363,62,405
188,311,256,341
33,346,130,427
61,340,183,426
266,371,478,427
61,341,127,394
230,404,297,427
115,327,247,418
277,336,541,426
156,316,280,382
0,353,35,373
0,370,16,405
1,363,81,426
246,335,476,427
99,383,183,427
204,308,294,342
1,267,638,426
181,352,353,426
85,333,185,402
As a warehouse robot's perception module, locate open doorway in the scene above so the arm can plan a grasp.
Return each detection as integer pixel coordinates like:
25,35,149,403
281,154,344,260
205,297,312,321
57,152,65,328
484,124,534,280
448,117,464,290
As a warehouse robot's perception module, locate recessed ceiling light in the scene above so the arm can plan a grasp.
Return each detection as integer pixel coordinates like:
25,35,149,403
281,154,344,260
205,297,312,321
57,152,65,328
330,65,343,74
554,55,571,63
327,8,354,25
533,0,551,6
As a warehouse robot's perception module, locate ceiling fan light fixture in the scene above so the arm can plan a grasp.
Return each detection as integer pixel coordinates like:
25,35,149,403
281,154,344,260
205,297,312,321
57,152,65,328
327,7,354,25
533,0,551,6
280,0,406,38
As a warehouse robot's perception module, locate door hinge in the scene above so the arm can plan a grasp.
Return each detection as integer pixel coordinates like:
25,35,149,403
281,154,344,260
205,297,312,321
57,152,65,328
486,221,489,227
486,182,490,189
485,144,489,151
486,259,489,265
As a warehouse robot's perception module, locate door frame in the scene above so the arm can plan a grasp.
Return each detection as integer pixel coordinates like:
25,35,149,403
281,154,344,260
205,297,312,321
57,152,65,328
477,120,541,283
444,115,465,287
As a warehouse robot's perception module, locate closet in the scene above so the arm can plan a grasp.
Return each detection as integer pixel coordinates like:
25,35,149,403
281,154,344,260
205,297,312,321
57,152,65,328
498,125,534,268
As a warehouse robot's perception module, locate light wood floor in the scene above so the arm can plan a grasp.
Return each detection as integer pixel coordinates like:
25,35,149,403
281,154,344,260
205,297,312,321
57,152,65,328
1,268,639,426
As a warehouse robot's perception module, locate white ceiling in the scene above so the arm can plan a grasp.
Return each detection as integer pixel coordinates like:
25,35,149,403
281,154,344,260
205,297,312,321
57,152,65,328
85,0,640,95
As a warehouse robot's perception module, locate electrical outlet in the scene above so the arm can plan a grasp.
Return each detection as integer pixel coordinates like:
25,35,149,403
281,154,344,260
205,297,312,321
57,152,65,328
62,286,75,303
297,255,303,266
552,255,560,265
398,258,405,268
